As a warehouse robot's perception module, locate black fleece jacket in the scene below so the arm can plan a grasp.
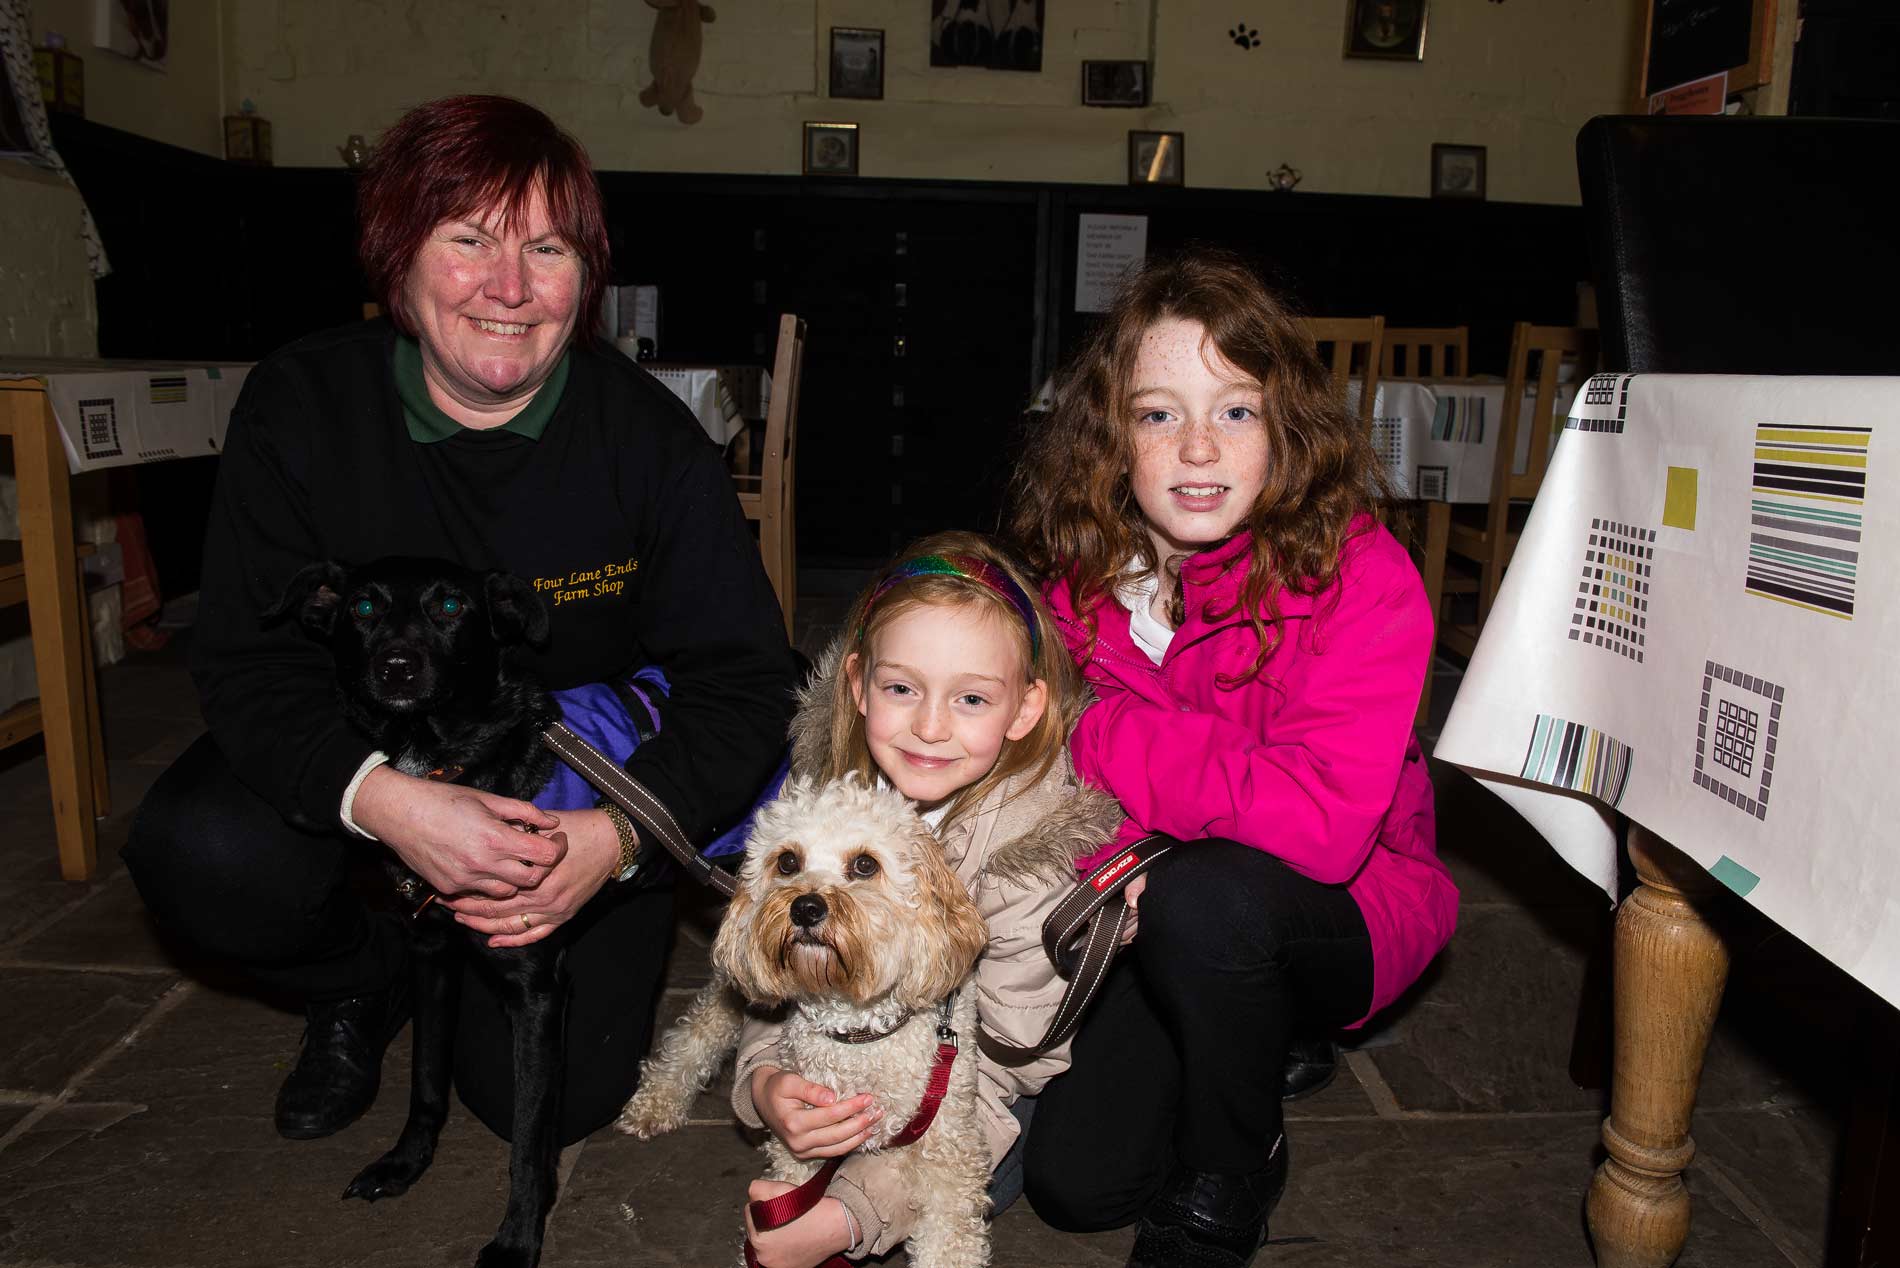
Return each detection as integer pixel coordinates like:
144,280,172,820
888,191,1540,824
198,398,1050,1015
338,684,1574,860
190,319,798,842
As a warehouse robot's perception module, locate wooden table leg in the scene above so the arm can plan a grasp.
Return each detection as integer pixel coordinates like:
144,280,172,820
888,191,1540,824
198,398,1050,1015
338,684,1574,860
78,568,111,818
9,391,99,881
1585,824,1731,1267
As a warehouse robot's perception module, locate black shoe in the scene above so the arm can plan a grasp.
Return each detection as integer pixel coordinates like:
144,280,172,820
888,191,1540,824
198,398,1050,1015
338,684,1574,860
1127,1135,1289,1268
1281,1036,1339,1102
274,978,411,1140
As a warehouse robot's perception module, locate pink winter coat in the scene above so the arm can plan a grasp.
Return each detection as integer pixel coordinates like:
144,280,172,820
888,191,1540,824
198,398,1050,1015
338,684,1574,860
1046,516,1455,1024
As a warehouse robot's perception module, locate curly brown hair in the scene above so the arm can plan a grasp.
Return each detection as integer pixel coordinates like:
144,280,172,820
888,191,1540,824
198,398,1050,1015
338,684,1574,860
1006,247,1391,684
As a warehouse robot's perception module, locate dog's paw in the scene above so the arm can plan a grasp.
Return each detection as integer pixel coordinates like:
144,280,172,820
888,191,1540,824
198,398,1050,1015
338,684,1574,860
341,1154,426,1202
474,1238,539,1268
613,1092,688,1138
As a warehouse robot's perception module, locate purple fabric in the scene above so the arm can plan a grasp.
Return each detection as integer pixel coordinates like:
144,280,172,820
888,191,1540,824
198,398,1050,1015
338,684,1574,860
534,669,668,812
534,666,781,860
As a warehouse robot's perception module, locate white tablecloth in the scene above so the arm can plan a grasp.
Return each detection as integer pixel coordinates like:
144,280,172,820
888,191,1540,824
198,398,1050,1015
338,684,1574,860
1358,377,1580,503
646,365,771,448
1435,373,1899,1006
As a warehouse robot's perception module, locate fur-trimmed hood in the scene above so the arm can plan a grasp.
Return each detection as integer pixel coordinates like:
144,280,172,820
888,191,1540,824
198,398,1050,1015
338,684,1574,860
789,636,1122,888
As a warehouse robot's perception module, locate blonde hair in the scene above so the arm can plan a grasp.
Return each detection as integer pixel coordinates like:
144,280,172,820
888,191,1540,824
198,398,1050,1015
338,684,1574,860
827,530,1079,830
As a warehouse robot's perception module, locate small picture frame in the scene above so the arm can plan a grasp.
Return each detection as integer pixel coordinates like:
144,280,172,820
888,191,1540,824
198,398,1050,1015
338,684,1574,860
1430,143,1486,200
1082,60,1148,108
803,122,860,176
829,27,885,100
1128,130,1184,186
1343,0,1428,61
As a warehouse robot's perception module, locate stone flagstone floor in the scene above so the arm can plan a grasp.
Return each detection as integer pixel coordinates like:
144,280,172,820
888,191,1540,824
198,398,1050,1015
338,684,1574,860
0,572,1863,1267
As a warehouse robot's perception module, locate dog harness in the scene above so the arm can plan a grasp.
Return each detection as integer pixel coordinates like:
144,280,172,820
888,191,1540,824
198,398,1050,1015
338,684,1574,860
742,1000,961,1268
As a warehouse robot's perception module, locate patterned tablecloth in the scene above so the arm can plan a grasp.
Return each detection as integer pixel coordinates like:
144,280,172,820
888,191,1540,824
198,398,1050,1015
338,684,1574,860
1436,373,1897,1005
1358,377,1580,503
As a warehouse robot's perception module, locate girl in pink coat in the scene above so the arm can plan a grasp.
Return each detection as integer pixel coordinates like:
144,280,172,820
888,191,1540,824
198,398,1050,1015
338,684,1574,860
1007,248,1456,1268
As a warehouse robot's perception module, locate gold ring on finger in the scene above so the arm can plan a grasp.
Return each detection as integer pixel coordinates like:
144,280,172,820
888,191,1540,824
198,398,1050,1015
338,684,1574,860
520,913,532,932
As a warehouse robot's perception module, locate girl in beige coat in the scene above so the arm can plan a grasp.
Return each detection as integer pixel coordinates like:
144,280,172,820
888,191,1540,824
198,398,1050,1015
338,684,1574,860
731,532,1121,1265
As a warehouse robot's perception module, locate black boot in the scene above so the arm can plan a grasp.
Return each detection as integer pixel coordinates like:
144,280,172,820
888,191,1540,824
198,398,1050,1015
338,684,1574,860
1281,1036,1339,1102
1127,1134,1288,1268
274,977,412,1140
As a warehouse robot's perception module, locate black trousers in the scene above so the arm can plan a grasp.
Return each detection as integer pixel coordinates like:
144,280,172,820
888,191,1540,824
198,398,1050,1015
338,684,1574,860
1023,839,1374,1233
124,733,675,1145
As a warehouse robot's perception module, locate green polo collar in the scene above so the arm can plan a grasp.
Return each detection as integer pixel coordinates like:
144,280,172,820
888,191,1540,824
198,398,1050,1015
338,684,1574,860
393,335,570,443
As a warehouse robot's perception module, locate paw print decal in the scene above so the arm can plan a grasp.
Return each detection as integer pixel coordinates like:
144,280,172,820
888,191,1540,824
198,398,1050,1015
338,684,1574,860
1229,23,1261,49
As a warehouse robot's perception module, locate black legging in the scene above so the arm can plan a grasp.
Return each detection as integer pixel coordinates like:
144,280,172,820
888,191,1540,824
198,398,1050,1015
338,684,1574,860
1023,838,1374,1232
123,733,675,1145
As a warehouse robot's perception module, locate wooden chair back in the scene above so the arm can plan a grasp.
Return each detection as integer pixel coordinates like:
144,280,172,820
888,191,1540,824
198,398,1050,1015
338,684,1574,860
1380,326,1469,380
735,314,807,638
1302,316,1384,425
1434,322,1596,662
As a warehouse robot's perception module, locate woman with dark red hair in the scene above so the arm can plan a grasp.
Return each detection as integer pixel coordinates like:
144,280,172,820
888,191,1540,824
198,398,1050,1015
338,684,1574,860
125,96,798,1146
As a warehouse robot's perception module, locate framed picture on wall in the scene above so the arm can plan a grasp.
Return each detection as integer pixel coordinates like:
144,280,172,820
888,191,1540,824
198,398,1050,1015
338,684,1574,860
1343,0,1428,61
830,28,885,100
94,0,169,70
931,0,1044,72
1430,143,1486,199
1082,60,1148,107
803,122,861,176
1128,131,1184,186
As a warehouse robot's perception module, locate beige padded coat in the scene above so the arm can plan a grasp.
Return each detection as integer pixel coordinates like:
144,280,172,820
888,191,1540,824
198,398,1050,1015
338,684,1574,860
730,640,1122,1256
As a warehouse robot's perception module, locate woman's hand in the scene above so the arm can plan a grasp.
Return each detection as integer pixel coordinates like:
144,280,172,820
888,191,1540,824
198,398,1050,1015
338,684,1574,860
751,1066,881,1160
351,766,565,898
1119,873,1149,945
743,1185,854,1268
442,807,620,947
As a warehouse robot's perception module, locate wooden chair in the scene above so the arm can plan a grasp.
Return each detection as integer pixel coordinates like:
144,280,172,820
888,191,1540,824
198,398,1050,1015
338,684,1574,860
1302,316,1385,425
1380,326,1470,380
1434,322,1597,661
734,314,807,639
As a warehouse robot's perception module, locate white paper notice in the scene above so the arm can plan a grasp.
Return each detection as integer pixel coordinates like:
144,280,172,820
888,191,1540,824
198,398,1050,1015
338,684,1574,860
1075,214,1148,313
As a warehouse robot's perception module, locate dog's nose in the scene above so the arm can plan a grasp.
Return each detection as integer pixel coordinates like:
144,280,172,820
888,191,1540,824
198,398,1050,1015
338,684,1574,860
375,651,417,687
790,894,828,929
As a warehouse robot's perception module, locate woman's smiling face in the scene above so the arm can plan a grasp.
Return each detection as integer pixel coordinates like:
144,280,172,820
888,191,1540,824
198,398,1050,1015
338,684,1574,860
401,183,582,422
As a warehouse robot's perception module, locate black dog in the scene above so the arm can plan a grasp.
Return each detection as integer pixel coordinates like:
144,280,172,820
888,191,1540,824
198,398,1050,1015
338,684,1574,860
266,556,569,1268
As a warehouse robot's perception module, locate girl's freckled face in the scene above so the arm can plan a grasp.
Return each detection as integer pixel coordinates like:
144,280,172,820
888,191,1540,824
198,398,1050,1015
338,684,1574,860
1126,317,1271,560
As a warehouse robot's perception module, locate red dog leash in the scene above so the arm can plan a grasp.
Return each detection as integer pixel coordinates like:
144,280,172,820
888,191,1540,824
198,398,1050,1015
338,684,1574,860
743,1019,960,1268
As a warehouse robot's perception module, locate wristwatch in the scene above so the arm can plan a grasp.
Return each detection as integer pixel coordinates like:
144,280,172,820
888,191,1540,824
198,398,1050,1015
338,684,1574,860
602,803,641,882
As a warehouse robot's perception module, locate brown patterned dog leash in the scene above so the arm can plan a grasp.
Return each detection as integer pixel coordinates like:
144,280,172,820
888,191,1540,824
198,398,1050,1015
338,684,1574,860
542,720,1159,1059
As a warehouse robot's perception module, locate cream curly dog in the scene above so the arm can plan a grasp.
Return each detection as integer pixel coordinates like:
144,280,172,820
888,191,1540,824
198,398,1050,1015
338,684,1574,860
620,776,992,1266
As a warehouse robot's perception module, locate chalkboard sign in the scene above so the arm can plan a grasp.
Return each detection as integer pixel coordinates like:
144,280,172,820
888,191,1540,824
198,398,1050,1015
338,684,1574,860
1643,0,1763,95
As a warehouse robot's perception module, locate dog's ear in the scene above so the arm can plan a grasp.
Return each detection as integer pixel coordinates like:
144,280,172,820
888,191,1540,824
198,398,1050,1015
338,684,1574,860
485,572,550,649
711,884,779,1005
896,825,989,1009
261,561,348,636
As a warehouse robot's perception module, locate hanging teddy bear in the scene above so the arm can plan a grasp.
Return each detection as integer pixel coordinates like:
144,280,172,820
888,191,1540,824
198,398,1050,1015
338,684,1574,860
639,0,716,125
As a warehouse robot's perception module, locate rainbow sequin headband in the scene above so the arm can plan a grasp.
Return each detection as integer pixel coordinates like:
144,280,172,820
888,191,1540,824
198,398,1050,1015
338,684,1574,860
859,554,1041,658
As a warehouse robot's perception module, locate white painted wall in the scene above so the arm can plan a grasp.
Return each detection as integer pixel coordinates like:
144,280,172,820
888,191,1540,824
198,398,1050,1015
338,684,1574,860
0,164,97,357
210,0,1640,204
30,0,226,156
